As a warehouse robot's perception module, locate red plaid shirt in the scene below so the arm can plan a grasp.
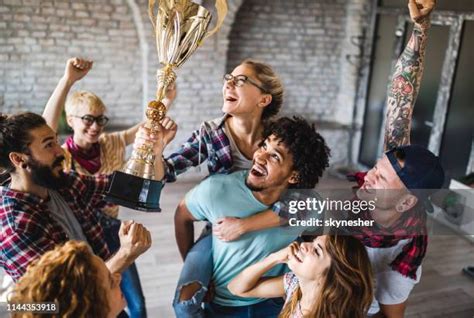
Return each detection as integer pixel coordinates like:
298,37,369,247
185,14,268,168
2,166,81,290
348,172,427,279
0,172,111,281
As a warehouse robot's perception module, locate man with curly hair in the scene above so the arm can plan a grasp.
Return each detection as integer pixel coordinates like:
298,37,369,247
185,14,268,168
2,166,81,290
172,116,330,317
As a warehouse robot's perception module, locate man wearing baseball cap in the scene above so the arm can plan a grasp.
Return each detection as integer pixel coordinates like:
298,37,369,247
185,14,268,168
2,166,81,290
348,1,443,317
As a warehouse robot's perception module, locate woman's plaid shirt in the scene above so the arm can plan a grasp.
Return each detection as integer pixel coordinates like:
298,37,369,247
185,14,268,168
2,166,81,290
164,116,233,182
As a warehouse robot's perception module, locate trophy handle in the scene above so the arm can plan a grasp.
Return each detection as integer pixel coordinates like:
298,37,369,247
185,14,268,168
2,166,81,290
148,0,158,30
147,0,172,30
203,0,228,40
149,0,227,41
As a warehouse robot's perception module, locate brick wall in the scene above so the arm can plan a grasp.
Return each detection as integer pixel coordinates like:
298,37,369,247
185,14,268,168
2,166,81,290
227,0,347,121
224,0,372,165
0,0,142,125
0,0,372,170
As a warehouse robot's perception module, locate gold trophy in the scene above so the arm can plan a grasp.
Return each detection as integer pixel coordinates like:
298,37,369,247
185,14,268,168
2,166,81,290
106,0,227,212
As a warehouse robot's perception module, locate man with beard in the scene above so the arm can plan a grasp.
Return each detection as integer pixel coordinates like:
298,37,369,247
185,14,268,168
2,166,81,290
173,116,330,317
0,112,152,282
342,1,443,317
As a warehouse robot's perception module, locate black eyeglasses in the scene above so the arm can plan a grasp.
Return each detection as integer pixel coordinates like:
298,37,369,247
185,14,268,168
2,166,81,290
223,74,268,93
72,114,109,126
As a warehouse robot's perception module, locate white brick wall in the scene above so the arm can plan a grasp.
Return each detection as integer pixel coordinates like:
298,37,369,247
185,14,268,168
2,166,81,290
0,0,372,166
0,0,142,125
227,0,347,122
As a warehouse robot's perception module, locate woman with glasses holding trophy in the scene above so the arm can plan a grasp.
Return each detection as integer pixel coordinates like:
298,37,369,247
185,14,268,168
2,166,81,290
164,59,283,185
164,59,300,316
41,57,175,318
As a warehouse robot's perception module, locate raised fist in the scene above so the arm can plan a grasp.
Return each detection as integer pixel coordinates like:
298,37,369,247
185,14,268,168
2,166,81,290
118,220,152,260
408,0,436,24
64,57,93,84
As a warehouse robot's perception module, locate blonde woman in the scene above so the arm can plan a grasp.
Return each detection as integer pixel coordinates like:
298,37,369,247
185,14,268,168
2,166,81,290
42,58,175,318
9,241,125,318
228,235,374,318
167,60,297,317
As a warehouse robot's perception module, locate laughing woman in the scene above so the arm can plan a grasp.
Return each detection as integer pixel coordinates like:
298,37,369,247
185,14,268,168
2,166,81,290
154,59,330,317
228,235,374,318
42,58,175,318
165,60,287,317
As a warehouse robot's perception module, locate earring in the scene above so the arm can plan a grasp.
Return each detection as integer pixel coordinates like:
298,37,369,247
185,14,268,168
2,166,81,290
21,163,27,169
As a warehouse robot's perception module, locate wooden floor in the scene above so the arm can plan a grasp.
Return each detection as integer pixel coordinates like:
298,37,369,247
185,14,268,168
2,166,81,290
1,175,473,317
119,176,474,317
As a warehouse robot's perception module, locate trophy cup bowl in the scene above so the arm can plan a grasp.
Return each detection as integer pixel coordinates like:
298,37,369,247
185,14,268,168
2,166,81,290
106,0,227,212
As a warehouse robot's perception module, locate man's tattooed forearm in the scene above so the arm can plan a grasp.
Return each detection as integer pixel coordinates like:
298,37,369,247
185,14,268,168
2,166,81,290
384,22,429,150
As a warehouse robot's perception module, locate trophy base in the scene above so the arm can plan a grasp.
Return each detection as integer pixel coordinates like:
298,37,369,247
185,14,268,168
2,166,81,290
105,171,163,212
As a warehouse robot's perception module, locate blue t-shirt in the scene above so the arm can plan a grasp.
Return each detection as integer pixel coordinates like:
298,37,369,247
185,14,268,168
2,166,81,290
185,170,301,307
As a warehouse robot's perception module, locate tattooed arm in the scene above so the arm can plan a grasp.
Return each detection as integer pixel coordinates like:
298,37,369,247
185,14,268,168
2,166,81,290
383,0,435,151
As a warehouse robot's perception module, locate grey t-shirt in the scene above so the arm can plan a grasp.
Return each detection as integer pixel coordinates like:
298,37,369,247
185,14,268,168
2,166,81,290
47,190,88,242
224,121,253,172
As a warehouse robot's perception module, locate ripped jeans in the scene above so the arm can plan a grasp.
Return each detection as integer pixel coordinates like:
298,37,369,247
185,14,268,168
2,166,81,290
173,234,213,318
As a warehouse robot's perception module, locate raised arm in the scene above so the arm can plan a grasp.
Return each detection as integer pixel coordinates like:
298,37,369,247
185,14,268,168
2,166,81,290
43,58,93,132
164,127,210,182
132,117,178,181
383,0,435,151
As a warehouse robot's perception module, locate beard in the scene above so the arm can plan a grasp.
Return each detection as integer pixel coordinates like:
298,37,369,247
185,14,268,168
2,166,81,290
356,187,373,203
27,156,68,190
245,178,265,192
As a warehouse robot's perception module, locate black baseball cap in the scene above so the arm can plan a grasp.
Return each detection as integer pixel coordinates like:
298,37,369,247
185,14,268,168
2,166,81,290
386,144,445,198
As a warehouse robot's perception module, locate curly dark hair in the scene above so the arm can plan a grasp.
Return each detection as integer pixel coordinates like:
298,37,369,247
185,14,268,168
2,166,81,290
262,116,330,188
0,112,46,174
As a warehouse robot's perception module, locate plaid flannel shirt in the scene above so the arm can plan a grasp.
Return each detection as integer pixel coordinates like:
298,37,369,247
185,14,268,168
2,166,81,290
349,171,427,279
0,171,111,281
164,115,233,183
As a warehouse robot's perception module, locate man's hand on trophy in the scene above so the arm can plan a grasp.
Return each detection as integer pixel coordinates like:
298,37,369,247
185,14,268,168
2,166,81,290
63,57,93,85
163,83,177,109
408,0,435,25
118,220,152,261
134,117,177,156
